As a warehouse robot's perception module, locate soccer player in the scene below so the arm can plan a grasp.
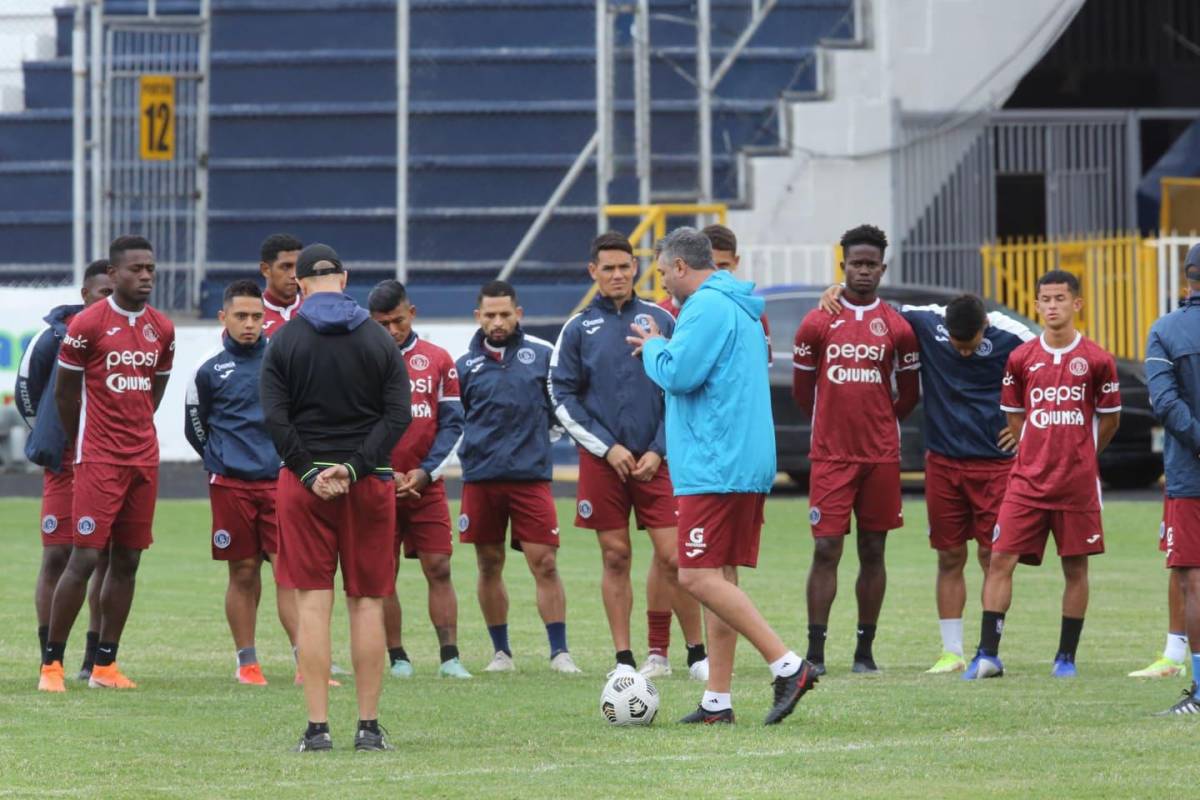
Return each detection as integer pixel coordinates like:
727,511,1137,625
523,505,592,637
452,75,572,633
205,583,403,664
627,227,815,725
185,279,288,686
456,280,581,674
260,244,411,751
259,233,303,335
965,270,1121,680
550,232,707,678
38,235,176,692
792,224,921,675
18,259,113,679
1145,249,1200,713
367,279,471,680
814,286,1035,672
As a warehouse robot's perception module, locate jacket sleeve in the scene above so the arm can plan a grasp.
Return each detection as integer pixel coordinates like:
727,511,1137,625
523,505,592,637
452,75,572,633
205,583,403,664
15,327,57,426
184,361,212,459
260,333,321,485
549,318,617,457
1146,325,1200,453
344,332,412,482
641,295,729,395
420,354,464,478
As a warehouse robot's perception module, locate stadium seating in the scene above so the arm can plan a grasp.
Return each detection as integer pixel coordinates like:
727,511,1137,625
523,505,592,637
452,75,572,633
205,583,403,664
0,0,855,317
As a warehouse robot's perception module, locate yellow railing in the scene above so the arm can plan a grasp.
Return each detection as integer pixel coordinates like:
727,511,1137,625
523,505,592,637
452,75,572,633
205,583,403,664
981,234,1159,360
572,204,728,313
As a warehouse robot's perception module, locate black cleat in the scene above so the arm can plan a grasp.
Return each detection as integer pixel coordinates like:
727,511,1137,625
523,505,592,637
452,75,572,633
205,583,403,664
292,731,333,752
1155,683,1200,716
808,661,826,677
679,705,734,724
765,659,818,725
852,656,880,674
354,726,394,752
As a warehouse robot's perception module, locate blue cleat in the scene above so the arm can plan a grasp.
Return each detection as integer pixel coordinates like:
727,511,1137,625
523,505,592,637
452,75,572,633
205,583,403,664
962,650,1004,681
1051,653,1077,678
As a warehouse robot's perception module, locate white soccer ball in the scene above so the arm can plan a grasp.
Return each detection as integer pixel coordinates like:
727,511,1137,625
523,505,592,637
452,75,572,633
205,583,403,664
600,669,659,726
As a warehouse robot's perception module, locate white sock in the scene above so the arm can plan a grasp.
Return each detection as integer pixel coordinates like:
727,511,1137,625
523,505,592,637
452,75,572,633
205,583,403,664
1165,632,1189,663
701,690,732,712
768,650,802,679
939,618,964,657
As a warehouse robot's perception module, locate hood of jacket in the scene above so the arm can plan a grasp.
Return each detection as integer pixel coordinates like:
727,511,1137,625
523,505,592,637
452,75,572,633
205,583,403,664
693,269,763,321
296,292,369,334
44,304,84,337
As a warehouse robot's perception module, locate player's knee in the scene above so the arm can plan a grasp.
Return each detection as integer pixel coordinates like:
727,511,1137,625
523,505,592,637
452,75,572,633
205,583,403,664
476,550,505,579
422,556,452,584
1061,557,1088,583
812,538,843,567
937,547,968,573
107,547,141,577
42,547,70,574
228,561,260,591
601,545,631,575
530,553,559,581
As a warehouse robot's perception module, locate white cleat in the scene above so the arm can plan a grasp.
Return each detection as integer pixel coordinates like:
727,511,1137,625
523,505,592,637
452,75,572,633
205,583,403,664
550,652,583,674
484,651,516,673
688,657,710,682
639,654,672,679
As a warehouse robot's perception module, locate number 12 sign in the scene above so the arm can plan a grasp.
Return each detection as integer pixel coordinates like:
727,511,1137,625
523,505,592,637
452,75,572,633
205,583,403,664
139,75,175,161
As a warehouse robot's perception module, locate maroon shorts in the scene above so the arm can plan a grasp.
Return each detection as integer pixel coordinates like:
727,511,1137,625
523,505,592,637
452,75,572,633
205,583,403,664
924,452,1011,551
808,460,903,537
275,470,397,597
459,481,559,549
395,480,453,560
40,465,75,547
575,450,677,531
209,475,278,561
676,492,766,569
1163,497,1200,569
992,499,1104,566
71,462,157,550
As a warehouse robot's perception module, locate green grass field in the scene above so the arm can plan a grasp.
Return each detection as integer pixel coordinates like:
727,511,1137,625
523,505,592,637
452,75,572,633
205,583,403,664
0,497,1192,798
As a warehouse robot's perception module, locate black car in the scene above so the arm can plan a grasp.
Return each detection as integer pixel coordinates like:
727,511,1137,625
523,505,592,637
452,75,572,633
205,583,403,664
762,284,1163,490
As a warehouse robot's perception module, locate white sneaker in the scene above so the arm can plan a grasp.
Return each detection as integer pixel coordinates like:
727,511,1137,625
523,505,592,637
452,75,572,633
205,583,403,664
484,651,515,672
639,654,672,678
550,652,583,674
688,658,710,682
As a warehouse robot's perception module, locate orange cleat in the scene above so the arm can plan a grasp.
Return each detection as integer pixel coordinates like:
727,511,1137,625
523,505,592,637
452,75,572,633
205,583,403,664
88,663,137,689
38,661,66,693
294,671,341,688
236,663,268,686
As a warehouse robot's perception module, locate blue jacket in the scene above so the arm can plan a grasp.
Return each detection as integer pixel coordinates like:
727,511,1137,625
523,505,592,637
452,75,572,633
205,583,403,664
186,333,281,481
16,304,84,472
1146,294,1200,498
900,304,1035,460
455,327,557,482
641,270,775,494
549,294,675,458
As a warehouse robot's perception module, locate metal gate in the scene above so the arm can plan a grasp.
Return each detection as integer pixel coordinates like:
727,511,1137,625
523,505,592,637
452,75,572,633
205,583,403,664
81,0,210,310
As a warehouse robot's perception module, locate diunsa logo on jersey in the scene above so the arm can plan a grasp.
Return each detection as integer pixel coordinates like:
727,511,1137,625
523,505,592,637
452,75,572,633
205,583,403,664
869,318,888,337
1069,356,1089,376
410,354,430,371
517,348,536,364
826,365,882,385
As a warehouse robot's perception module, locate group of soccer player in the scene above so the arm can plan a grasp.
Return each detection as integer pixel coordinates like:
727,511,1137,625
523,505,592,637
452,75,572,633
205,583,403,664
21,218,1200,741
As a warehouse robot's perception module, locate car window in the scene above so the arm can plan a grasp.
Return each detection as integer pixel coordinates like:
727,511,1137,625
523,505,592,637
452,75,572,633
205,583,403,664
764,294,820,359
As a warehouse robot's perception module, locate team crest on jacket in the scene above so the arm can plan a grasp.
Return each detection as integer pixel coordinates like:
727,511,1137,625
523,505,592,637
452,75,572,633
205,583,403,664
1069,356,1089,376
41,515,58,534
578,500,593,519
517,348,536,364
409,354,430,371
77,516,96,536
975,338,993,356
634,314,653,333
458,513,470,532
213,530,231,549
869,319,887,337
142,323,159,342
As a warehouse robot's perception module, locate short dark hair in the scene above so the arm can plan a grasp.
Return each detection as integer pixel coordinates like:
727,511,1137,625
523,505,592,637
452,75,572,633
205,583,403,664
478,279,518,306
1036,269,1080,295
590,231,633,262
223,278,263,306
702,224,737,255
109,235,153,264
840,224,888,255
260,233,303,265
368,279,409,313
945,294,987,341
83,259,110,281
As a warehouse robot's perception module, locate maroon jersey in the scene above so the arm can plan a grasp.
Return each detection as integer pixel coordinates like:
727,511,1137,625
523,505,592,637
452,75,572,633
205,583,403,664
262,290,302,338
389,335,461,474
57,296,176,466
999,333,1121,511
793,298,921,463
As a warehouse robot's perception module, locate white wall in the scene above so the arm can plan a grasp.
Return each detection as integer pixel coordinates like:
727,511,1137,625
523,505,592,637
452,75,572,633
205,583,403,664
0,0,61,112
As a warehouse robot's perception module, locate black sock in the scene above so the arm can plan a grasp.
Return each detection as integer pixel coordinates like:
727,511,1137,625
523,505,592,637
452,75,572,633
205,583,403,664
388,647,409,666
615,649,636,668
305,721,330,738
94,641,118,667
83,631,99,668
854,623,877,662
38,625,48,655
806,624,827,664
1057,616,1084,660
357,719,380,734
980,611,1006,657
440,644,459,663
44,641,66,666
686,643,707,666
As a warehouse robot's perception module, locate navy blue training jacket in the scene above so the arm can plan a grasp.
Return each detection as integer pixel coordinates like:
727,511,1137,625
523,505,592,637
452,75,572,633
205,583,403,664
16,304,84,472
1146,293,1200,498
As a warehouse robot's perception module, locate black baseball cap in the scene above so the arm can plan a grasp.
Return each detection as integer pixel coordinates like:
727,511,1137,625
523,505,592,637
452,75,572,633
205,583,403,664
295,243,344,280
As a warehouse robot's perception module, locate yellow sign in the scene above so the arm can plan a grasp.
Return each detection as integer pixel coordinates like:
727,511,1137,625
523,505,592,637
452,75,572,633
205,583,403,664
139,75,175,161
